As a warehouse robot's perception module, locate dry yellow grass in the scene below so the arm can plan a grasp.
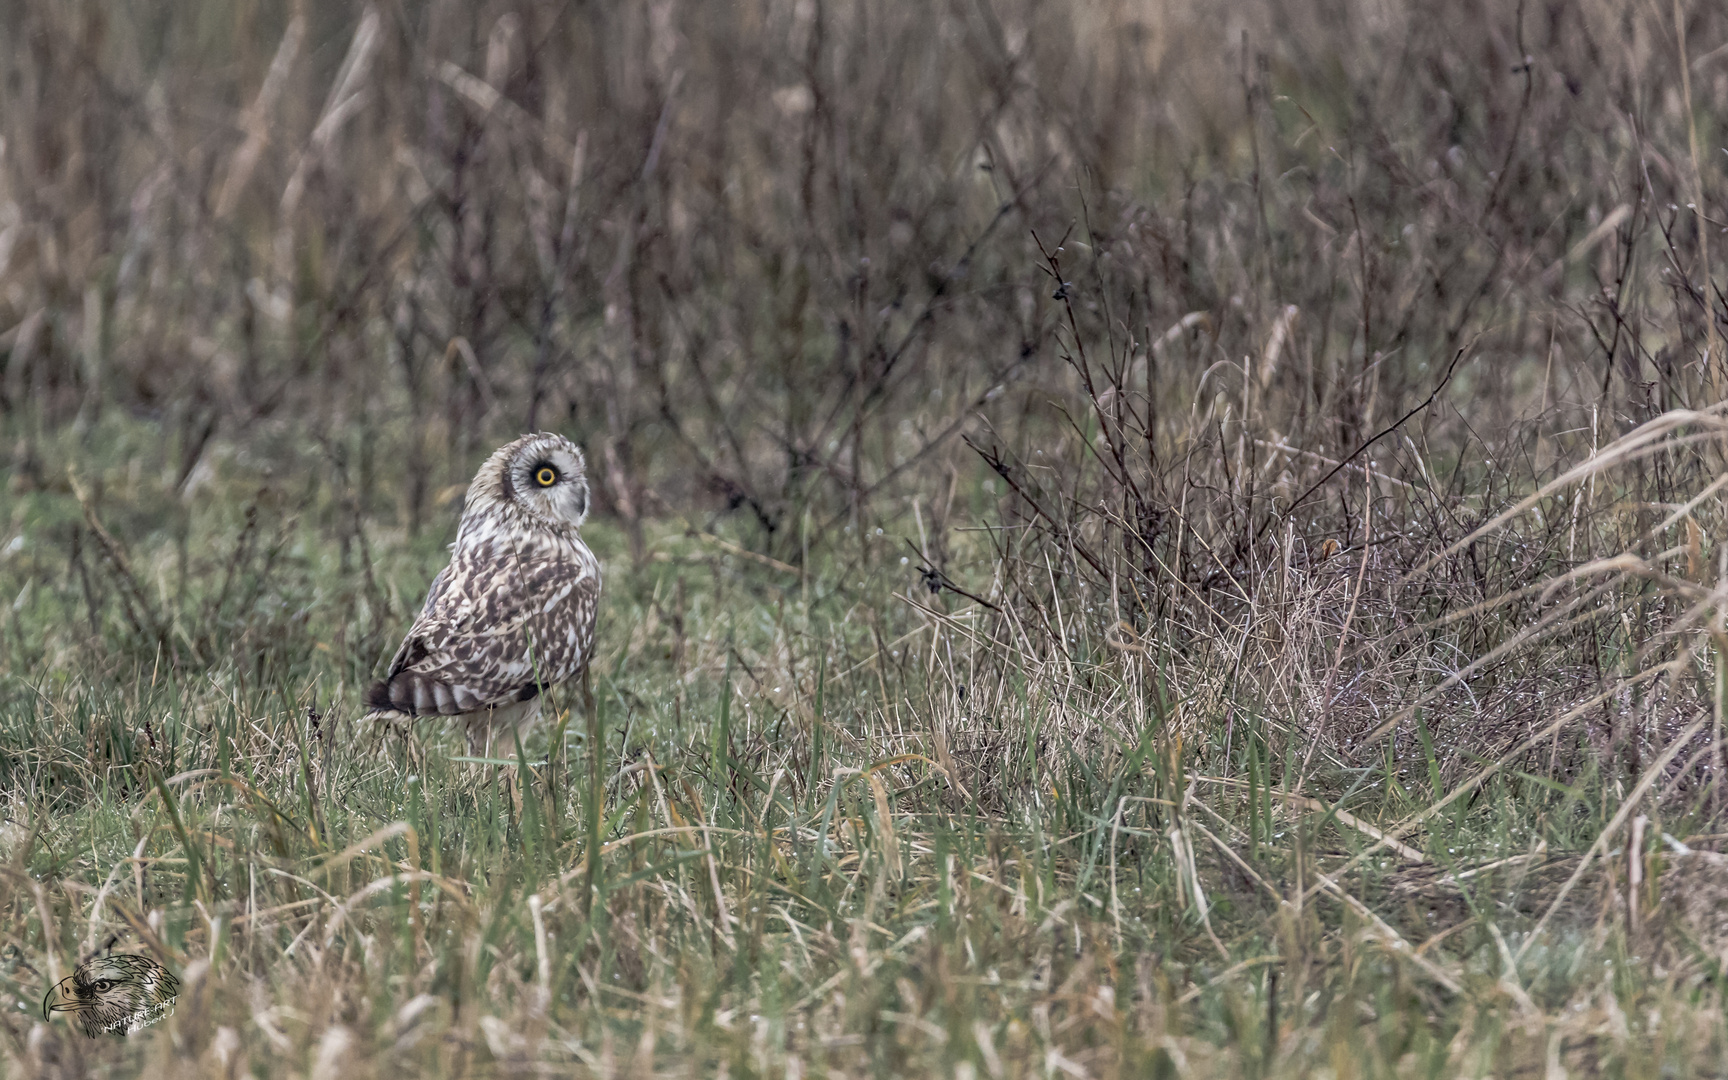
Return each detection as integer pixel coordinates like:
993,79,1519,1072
2,0,1727,1075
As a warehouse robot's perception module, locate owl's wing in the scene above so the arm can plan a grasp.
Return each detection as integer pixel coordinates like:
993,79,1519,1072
366,547,599,717
382,563,451,677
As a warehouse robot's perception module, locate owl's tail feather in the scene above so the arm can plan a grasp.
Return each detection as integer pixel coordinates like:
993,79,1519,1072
365,670,485,718
363,679,410,718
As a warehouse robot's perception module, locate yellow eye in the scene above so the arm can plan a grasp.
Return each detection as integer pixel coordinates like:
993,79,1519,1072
535,466,558,487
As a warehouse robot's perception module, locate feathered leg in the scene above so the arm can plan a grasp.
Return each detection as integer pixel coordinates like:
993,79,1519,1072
463,698,542,757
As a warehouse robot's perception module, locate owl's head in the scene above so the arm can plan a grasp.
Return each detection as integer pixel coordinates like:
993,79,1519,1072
465,433,591,535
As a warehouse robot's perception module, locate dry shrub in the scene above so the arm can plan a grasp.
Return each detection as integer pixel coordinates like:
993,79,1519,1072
3,0,1728,1076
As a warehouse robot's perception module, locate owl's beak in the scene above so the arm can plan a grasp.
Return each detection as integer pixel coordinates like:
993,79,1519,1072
42,975,85,1020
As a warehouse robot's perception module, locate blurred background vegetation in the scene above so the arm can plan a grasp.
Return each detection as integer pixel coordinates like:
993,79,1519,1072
5,0,1716,559
2,0,1727,1076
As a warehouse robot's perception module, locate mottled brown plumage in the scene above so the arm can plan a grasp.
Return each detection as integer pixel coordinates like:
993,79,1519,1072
365,433,601,752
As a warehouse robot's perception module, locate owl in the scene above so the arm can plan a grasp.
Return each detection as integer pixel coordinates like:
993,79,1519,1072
365,433,601,754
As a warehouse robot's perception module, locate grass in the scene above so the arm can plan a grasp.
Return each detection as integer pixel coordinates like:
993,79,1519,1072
3,0,1728,1074
7,408,1728,1078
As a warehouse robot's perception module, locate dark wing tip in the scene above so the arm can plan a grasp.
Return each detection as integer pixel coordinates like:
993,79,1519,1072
393,636,430,675
364,679,413,717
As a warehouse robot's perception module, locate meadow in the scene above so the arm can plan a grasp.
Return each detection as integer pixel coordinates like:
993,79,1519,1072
3,0,1728,1075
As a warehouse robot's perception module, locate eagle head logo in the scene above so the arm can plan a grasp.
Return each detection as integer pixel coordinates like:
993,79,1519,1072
43,954,180,1037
